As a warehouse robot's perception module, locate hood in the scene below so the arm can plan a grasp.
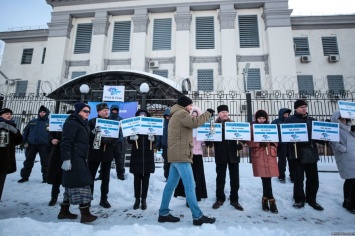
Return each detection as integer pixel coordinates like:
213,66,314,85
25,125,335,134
278,108,292,121
110,104,119,113
135,109,151,117
38,105,50,119
163,108,171,118
331,110,351,128
190,106,202,116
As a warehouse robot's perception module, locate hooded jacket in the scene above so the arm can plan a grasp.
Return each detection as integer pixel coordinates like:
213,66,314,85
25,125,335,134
330,110,355,179
22,105,50,145
156,108,170,150
272,108,291,146
167,104,211,163
109,104,124,142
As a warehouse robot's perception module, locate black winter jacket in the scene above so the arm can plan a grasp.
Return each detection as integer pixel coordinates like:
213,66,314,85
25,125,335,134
22,106,50,145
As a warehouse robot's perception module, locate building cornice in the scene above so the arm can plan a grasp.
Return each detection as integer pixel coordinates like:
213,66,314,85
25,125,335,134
0,30,49,43
218,4,236,29
291,15,355,30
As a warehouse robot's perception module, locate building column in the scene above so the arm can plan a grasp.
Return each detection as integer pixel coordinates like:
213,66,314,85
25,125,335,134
131,9,149,71
174,6,192,79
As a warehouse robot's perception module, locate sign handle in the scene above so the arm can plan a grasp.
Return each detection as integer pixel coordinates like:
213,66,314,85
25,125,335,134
265,146,268,156
237,140,239,157
135,140,138,149
294,143,298,159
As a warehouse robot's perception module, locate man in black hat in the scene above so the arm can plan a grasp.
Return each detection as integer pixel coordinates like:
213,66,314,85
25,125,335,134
88,102,117,208
284,99,324,211
206,105,244,211
18,105,51,183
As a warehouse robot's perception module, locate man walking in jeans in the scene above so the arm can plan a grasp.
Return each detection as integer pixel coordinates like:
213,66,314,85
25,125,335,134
158,95,216,226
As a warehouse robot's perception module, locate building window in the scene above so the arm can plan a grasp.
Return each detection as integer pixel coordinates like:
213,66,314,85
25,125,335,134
112,21,131,52
297,75,314,95
74,23,93,54
196,16,214,49
15,80,28,96
153,69,168,78
238,15,259,48
322,36,339,56
21,49,33,64
152,18,172,51
197,69,213,91
246,68,261,91
327,75,344,95
293,37,310,56
41,48,46,64
71,71,86,80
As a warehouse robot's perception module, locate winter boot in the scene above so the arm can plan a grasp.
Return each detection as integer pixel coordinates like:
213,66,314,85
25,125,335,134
344,199,355,214
262,197,269,212
79,204,98,223
269,198,278,214
141,198,147,210
58,203,78,219
48,197,57,206
133,198,140,210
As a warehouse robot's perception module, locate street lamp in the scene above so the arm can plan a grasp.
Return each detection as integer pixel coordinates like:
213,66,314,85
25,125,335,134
139,82,150,110
79,84,90,102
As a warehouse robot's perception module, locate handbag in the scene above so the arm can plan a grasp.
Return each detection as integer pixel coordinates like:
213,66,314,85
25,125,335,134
299,146,319,164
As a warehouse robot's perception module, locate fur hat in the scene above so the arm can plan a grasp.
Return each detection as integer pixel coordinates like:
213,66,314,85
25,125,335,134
96,103,109,111
0,108,13,116
217,105,229,113
177,96,193,107
255,110,268,120
74,103,90,114
294,99,307,109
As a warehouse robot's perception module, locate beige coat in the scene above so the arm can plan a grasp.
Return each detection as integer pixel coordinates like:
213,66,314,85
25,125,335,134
168,104,211,163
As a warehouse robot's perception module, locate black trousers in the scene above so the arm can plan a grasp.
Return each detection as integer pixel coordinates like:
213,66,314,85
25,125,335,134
291,159,319,204
88,160,111,200
0,171,6,201
261,177,273,199
161,146,170,179
215,162,240,203
277,145,294,180
20,144,50,181
344,178,355,206
113,142,125,176
51,183,60,198
133,173,150,199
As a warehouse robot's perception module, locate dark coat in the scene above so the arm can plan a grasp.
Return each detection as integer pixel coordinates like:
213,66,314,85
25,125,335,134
88,117,117,163
0,118,23,174
127,109,156,175
46,131,63,185
156,108,170,150
109,104,124,143
61,113,92,188
22,106,50,145
271,108,291,147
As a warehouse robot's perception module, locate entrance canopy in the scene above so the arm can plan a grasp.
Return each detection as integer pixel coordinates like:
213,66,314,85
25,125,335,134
47,70,183,104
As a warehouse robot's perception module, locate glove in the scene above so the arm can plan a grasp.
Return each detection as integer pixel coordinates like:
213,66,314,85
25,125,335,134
92,126,101,134
130,135,138,141
207,109,215,116
61,160,72,171
101,137,112,145
205,141,213,148
148,135,155,142
259,142,268,147
236,142,244,151
351,125,355,132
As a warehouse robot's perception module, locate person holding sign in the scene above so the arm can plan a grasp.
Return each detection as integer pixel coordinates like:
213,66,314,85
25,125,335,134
156,108,171,181
247,110,279,214
158,96,216,226
205,105,244,211
330,110,355,214
127,109,156,210
88,103,117,209
285,100,324,211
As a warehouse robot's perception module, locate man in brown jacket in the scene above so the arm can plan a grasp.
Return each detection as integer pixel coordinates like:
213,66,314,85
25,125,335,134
158,95,216,226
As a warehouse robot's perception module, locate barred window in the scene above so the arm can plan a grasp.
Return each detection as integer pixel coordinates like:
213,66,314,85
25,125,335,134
74,23,93,54
297,75,314,95
246,68,261,91
239,15,259,48
293,37,310,56
327,75,344,95
153,18,172,51
322,37,339,56
197,69,213,91
71,71,86,80
112,21,131,52
196,16,214,49
153,70,168,78
21,49,33,64
15,80,28,97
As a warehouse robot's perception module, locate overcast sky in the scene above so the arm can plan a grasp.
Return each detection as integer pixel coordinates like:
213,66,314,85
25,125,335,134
0,0,354,31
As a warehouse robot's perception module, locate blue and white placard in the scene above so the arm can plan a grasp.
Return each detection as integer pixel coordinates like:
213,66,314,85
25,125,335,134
253,124,279,142
225,122,251,141
338,101,355,119
196,123,222,141
140,117,164,135
121,117,141,137
280,124,308,142
311,121,339,142
102,85,125,102
95,118,120,138
49,114,69,131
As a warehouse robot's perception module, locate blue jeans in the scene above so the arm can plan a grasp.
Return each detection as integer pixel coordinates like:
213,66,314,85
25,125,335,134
159,162,203,220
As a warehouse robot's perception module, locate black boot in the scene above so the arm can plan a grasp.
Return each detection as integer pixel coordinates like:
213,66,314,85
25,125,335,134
79,204,97,223
262,197,269,212
141,198,147,210
344,199,355,214
269,198,278,214
133,198,140,210
48,197,57,206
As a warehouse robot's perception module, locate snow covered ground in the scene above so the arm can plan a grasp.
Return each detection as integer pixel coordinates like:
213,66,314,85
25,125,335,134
0,153,354,236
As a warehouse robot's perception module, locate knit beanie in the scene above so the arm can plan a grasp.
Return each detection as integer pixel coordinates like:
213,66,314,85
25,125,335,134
255,110,268,119
74,102,90,114
294,100,307,109
177,96,193,107
217,105,229,113
0,108,13,116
